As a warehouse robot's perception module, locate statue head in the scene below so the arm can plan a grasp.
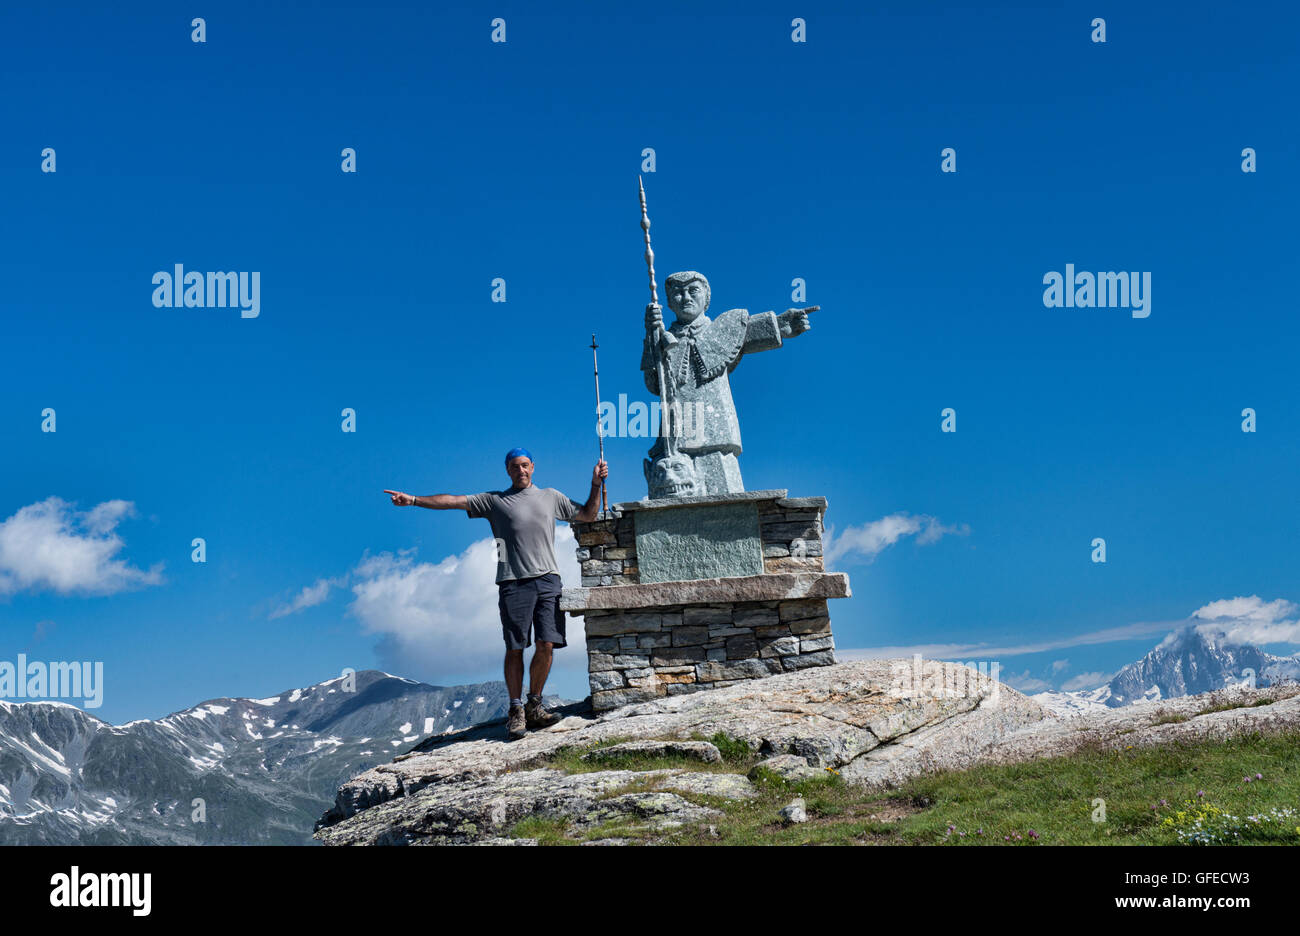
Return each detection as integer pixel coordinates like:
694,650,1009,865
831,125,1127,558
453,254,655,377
665,272,710,324
643,451,700,499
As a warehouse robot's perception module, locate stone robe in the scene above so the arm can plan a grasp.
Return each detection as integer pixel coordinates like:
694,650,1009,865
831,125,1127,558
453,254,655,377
640,308,783,457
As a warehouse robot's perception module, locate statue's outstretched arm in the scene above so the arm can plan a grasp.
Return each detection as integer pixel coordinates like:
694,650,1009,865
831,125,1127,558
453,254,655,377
740,309,782,355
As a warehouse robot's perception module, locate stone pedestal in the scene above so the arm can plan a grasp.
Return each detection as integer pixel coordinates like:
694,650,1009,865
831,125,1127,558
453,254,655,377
562,490,851,711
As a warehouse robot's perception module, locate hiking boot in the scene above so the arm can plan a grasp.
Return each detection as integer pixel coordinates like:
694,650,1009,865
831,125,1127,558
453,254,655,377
507,704,527,740
524,696,561,730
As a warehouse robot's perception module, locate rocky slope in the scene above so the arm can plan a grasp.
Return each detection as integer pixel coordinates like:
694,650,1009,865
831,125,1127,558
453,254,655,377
0,670,511,844
313,658,1043,845
314,658,1300,846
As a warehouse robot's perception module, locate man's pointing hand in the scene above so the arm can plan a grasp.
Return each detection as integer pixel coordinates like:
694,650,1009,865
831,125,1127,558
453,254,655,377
384,489,417,506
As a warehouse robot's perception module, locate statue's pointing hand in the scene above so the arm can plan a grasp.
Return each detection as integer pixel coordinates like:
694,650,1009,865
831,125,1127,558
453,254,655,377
777,306,816,338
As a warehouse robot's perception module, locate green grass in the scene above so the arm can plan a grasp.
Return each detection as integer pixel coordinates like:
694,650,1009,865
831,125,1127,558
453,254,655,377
695,731,757,763
506,813,660,844
509,728,1300,845
1151,710,1190,725
1196,697,1277,716
542,735,747,776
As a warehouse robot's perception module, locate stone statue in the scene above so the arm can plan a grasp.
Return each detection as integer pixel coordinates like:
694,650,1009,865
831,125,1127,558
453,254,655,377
641,271,815,497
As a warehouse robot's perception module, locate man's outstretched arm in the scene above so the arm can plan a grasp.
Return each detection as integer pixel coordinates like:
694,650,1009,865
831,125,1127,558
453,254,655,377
571,459,608,523
384,490,468,510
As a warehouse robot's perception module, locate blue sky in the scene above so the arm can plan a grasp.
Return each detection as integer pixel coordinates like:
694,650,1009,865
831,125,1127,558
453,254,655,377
2,0,1297,723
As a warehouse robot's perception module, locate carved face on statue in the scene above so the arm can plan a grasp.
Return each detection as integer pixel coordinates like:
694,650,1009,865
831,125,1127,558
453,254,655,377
644,452,700,499
665,273,710,325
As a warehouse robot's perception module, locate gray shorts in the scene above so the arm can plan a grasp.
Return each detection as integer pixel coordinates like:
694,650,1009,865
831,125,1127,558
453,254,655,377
497,572,566,650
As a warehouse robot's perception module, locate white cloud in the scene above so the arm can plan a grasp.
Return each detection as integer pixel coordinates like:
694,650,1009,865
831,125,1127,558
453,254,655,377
1060,671,1111,691
270,576,347,619
824,512,968,566
1002,670,1051,692
1189,595,1300,646
345,527,583,682
0,496,164,597
840,596,1300,694
837,618,1178,662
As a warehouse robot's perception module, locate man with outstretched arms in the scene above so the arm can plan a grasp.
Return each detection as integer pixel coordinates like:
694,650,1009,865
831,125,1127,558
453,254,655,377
385,448,608,739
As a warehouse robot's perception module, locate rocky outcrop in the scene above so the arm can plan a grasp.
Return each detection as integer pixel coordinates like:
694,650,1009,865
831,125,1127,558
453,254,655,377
313,660,1300,845
313,658,1043,844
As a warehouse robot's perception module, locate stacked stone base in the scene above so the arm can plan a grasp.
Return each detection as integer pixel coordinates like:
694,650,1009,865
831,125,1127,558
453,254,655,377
584,597,835,710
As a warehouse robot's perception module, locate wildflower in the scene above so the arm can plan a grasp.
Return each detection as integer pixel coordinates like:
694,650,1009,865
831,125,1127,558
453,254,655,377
1256,773,1263,780
1027,829,1039,839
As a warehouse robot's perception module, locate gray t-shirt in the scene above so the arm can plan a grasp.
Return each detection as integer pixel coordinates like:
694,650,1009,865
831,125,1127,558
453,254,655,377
465,485,584,584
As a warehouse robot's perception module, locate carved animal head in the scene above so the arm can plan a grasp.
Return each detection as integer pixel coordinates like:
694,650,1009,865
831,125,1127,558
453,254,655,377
643,451,700,499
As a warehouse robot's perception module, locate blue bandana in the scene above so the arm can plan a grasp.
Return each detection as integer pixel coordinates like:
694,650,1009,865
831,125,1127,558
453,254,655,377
505,447,533,466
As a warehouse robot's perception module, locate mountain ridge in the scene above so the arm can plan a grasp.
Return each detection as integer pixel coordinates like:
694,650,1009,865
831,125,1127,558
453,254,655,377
0,670,517,844
1033,628,1300,716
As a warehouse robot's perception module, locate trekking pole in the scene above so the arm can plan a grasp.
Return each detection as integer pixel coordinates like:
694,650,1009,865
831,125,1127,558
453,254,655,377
590,333,608,517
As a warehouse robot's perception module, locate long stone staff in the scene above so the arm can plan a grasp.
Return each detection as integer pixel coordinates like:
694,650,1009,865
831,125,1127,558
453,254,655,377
639,175,678,454
589,333,608,516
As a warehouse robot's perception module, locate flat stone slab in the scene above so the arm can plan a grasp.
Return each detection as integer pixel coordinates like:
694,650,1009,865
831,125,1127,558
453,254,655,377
313,766,733,845
561,571,852,612
614,489,789,512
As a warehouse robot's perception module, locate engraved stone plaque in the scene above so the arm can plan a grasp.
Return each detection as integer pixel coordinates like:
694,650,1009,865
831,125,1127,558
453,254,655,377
634,502,764,583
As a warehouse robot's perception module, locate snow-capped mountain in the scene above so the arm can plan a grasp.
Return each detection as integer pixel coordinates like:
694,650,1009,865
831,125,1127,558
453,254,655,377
0,670,512,845
1033,629,1300,716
